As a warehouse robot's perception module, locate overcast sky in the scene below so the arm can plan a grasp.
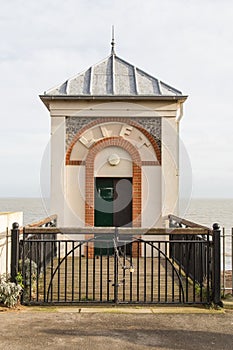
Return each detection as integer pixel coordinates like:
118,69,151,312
0,0,233,199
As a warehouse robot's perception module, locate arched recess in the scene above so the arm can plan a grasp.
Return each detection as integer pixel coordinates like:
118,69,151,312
85,136,142,227
66,117,161,165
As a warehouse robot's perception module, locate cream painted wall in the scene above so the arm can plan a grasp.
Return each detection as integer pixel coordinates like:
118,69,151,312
51,117,66,226
94,147,132,177
64,166,85,227
49,100,179,118
142,166,161,228
0,212,23,234
161,118,179,217
0,212,23,275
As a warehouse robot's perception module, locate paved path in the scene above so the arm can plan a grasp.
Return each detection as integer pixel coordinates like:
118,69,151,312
0,307,233,349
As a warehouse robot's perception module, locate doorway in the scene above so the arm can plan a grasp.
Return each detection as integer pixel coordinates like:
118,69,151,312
94,177,132,255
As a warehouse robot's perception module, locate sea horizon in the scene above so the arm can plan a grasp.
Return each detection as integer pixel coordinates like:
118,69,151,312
1,196,233,227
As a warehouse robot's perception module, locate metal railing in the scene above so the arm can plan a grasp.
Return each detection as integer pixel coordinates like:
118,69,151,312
22,214,57,230
10,224,221,306
170,214,233,297
168,215,222,305
19,215,57,274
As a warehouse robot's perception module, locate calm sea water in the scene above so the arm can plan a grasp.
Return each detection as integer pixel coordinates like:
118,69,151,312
0,197,49,225
0,197,232,268
184,198,233,230
185,199,233,271
0,197,232,228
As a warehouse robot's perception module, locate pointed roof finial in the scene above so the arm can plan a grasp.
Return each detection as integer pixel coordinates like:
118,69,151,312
111,25,115,55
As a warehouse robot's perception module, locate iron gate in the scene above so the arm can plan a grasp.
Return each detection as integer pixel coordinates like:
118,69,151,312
10,225,221,305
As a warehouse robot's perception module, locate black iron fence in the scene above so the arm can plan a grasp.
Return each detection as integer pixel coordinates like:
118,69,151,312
10,222,221,306
20,230,57,274
169,215,221,305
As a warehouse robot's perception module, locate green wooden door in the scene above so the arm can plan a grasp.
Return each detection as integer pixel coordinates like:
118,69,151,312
94,178,114,255
94,178,132,255
95,178,114,227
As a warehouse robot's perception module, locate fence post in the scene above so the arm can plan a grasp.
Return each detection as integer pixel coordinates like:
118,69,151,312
212,223,222,306
113,227,119,304
11,222,19,283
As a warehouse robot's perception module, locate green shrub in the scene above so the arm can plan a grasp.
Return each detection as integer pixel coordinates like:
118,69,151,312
19,259,38,302
0,274,22,308
15,272,24,289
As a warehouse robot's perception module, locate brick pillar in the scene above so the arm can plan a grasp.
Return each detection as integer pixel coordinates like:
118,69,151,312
84,234,94,258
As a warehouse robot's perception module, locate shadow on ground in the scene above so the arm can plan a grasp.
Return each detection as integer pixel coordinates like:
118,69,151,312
43,327,233,349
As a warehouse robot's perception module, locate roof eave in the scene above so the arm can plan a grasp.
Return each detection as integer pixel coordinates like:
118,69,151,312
40,94,188,109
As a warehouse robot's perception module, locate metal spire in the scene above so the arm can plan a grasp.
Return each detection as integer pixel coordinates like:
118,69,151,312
111,25,115,55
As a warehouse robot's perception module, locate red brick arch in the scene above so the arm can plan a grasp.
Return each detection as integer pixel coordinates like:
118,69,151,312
85,136,142,227
66,117,161,165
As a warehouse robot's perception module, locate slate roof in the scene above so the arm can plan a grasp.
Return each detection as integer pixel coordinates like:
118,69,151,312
44,53,183,97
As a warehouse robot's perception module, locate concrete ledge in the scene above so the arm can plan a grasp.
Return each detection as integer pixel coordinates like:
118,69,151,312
14,305,225,314
222,301,233,310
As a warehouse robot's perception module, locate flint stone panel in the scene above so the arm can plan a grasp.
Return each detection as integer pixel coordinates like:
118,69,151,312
66,117,161,150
